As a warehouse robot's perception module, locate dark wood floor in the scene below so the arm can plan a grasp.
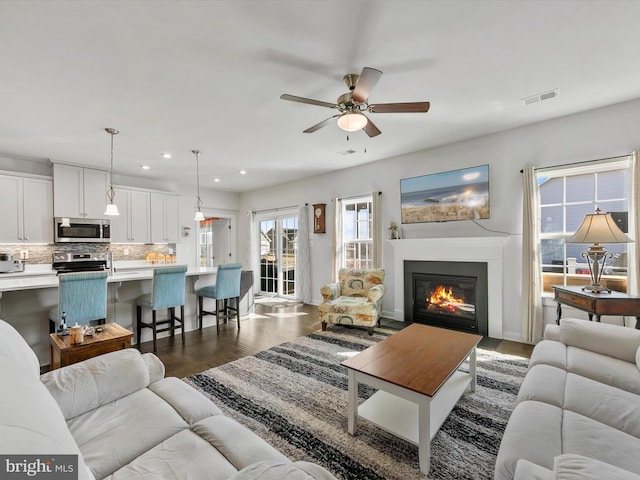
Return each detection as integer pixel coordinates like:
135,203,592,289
140,301,534,379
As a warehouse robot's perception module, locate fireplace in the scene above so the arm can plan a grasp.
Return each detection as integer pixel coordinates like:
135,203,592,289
404,260,488,336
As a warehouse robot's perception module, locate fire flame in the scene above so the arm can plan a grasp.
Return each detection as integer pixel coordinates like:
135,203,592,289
427,285,465,312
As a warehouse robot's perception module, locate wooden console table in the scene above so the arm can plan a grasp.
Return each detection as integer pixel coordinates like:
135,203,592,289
49,322,133,370
553,285,640,329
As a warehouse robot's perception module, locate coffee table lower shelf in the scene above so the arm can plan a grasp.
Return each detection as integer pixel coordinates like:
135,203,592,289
356,370,472,445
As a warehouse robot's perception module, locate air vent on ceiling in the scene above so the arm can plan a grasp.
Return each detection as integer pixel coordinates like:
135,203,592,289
341,149,357,155
523,89,559,106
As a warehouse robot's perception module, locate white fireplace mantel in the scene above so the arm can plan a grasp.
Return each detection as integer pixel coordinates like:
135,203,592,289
389,236,509,339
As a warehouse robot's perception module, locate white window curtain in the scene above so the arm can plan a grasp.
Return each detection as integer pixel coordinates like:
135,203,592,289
629,151,640,328
332,197,343,282
248,213,258,294
521,166,544,343
372,191,382,268
296,205,311,303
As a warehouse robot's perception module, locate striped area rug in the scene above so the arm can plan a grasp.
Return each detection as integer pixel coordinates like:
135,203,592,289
184,326,528,480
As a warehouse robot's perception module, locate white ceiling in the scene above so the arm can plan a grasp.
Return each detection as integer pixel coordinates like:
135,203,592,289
1,1,640,193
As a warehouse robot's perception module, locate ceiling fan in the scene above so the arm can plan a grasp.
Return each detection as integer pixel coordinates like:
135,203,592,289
280,67,430,138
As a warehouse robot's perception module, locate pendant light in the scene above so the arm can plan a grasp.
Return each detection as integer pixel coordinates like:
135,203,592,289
104,127,120,216
192,150,205,221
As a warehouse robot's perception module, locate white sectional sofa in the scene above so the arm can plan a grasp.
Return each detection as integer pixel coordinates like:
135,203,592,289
495,318,640,480
0,319,337,480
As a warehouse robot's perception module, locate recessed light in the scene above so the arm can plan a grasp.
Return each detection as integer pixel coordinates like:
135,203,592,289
213,178,220,182
162,153,172,159
239,170,247,175
141,165,150,170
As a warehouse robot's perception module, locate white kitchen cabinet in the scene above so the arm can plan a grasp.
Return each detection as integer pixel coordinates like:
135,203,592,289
150,193,180,243
111,187,150,243
53,164,108,219
0,174,53,243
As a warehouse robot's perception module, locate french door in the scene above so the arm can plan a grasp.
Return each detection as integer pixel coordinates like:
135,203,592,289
258,214,298,298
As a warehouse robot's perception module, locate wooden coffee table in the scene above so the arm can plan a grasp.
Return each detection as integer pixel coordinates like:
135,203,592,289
341,324,481,474
49,322,133,370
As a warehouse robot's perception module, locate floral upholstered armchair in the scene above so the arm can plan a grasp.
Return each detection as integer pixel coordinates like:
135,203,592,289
318,268,385,335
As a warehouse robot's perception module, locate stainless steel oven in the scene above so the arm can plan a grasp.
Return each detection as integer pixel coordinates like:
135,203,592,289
54,217,111,243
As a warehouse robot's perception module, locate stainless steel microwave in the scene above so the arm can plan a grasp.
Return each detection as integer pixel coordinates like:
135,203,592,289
54,217,111,243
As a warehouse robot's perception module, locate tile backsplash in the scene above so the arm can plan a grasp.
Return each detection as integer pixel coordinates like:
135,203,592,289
0,243,177,264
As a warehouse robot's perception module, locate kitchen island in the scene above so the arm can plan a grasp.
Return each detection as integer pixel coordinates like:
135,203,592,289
0,264,252,366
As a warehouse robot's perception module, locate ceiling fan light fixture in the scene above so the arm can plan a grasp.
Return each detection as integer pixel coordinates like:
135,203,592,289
337,111,368,132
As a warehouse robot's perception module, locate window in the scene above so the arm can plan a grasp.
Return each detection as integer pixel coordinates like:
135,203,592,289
341,196,373,269
537,158,632,292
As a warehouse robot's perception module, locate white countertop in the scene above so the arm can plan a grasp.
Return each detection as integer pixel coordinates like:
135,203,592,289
0,265,218,293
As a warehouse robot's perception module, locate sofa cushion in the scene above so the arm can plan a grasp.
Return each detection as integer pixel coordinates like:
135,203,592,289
554,454,640,480
318,296,377,316
566,347,640,395
529,340,640,395
562,411,640,475
563,373,640,439
68,388,189,479
41,348,153,420
637,345,640,371
192,416,290,472
494,401,563,480
148,377,223,425
559,318,640,363
529,340,567,370
105,429,239,480
513,460,553,480
338,268,384,297
517,364,567,407
519,365,640,439
229,460,319,480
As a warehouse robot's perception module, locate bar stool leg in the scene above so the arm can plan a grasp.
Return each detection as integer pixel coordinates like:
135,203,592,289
152,310,157,353
235,296,240,329
198,296,203,330
180,305,185,344
136,305,142,350
216,299,220,334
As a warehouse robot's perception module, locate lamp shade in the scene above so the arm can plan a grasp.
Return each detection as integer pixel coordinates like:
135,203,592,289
566,209,633,244
337,111,368,132
194,211,205,222
104,203,120,216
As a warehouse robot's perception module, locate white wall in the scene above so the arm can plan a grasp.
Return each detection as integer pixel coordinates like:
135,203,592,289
237,98,640,342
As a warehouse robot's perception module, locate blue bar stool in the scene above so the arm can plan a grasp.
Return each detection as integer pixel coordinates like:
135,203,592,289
197,263,243,333
49,271,108,331
136,265,188,352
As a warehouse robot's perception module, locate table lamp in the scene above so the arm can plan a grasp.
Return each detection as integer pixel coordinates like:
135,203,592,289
566,208,633,293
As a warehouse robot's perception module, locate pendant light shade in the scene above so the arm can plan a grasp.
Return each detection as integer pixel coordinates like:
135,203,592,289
192,150,204,222
104,127,120,216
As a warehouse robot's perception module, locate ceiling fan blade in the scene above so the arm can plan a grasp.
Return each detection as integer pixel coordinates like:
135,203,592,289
352,67,383,103
280,94,337,109
303,115,340,133
368,101,430,113
363,116,382,138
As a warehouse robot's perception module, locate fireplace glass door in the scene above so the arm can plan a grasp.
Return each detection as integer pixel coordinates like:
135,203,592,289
413,274,477,332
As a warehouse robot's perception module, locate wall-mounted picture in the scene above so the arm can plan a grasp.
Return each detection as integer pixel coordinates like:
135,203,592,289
400,164,490,224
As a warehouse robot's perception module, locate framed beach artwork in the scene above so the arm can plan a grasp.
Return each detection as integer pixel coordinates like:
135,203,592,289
400,164,490,224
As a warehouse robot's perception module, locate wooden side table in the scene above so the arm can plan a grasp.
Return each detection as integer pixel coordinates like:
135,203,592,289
553,285,640,329
49,322,133,370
